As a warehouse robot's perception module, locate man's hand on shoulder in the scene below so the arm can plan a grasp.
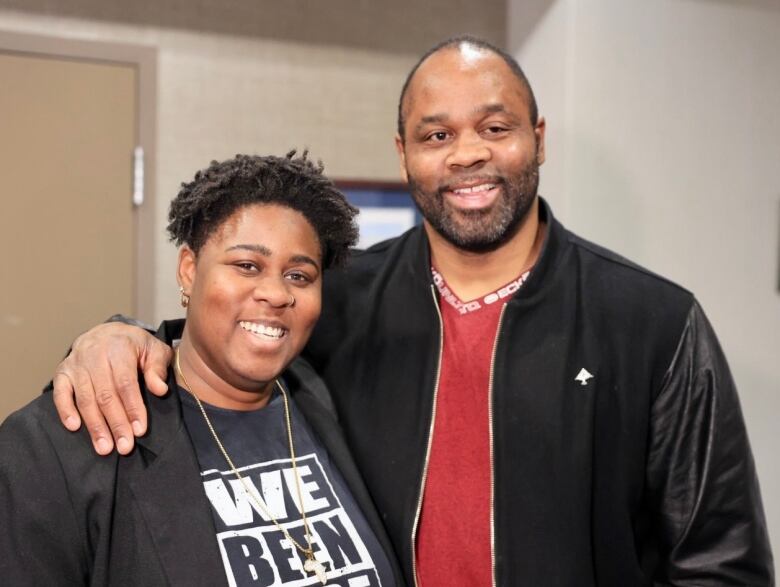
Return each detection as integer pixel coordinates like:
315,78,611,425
52,322,173,456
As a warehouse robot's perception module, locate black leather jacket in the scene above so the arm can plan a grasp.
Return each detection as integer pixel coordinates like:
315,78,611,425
305,199,774,586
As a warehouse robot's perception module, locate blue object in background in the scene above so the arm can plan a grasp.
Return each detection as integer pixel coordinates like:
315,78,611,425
339,184,421,249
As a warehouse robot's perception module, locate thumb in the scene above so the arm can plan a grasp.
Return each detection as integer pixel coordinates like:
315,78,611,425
140,339,173,397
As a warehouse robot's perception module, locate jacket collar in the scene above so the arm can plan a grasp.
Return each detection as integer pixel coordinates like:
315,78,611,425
130,320,227,585
283,358,404,584
401,196,567,304
133,319,185,457
510,197,567,305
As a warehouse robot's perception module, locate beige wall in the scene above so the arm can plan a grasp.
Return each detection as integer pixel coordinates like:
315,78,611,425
509,0,780,559
0,1,505,324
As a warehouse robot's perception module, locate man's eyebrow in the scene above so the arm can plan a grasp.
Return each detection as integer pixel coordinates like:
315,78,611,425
415,113,449,132
225,244,272,255
479,103,507,115
477,103,522,123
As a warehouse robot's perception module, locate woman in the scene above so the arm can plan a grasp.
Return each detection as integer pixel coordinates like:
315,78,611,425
0,152,401,586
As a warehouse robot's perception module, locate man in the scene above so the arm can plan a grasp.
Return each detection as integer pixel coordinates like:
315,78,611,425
49,36,773,585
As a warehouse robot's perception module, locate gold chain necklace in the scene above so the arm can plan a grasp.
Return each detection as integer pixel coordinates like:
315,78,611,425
174,348,328,585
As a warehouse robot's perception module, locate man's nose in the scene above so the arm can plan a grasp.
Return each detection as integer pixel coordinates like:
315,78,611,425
446,132,491,169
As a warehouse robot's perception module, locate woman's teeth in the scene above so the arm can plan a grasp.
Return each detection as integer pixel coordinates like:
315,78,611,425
239,321,285,339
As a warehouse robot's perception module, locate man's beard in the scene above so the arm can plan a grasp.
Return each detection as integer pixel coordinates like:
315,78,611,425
408,159,540,253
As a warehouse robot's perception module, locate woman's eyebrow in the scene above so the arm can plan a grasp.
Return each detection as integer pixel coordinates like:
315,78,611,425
225,243,272,255
226,244,320,270
290,254,320,270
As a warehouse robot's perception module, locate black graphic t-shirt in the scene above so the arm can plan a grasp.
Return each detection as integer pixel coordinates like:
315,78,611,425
178,384,394,587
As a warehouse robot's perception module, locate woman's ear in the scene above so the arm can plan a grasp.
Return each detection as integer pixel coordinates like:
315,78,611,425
177,246,197,296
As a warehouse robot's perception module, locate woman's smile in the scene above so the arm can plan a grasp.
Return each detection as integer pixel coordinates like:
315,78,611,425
238,320,287,339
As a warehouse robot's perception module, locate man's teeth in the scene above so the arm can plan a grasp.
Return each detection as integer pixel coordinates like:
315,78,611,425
239,321,285,339
452,183,496,195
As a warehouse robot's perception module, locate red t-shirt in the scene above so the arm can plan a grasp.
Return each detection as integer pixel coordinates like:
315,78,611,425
416,268,531,586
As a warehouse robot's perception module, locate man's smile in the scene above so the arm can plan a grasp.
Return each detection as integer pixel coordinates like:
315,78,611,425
442,181,501,210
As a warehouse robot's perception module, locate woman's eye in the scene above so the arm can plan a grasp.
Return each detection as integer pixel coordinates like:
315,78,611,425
285,271,311,283
235,262,258,273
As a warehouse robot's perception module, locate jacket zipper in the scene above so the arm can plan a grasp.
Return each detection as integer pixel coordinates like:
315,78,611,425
410,285,445,587
488,304,508,587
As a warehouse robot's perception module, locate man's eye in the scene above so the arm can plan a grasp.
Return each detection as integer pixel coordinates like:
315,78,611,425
484,126,508,135
426,131,449,142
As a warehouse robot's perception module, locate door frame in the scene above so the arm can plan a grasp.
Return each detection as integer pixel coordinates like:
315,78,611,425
0,30,157,320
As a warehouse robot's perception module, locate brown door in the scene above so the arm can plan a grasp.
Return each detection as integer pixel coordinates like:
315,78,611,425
0,51,137,420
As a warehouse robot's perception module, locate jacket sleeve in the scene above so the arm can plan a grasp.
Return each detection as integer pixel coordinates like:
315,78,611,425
645,301,774,585
0,403,88,585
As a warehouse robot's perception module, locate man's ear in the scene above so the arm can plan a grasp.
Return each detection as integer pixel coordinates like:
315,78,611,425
394,134,409,184
177,246,197,296
534,116,546,166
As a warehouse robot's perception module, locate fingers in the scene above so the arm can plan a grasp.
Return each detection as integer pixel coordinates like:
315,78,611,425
61,362,116,455
50,322,172,456
140,337,172,398
64,323,150,455
84,338,140,455
107,347,147,440
80,369,120,456
52,370,81,432
93,368,136,455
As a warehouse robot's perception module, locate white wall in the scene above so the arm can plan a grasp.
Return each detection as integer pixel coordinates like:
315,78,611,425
509,0,780,561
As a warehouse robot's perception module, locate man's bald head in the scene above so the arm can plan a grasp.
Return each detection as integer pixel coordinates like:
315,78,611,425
397,35,538,142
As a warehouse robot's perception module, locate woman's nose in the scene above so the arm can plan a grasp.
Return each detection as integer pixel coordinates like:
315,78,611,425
252,277,293,308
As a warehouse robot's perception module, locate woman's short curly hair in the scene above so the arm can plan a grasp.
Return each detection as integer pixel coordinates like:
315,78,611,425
167,150,359,268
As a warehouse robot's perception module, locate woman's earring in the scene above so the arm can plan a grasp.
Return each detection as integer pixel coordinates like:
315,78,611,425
179,286,190,308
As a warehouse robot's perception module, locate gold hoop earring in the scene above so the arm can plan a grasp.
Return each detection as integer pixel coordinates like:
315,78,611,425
179,286,190,308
